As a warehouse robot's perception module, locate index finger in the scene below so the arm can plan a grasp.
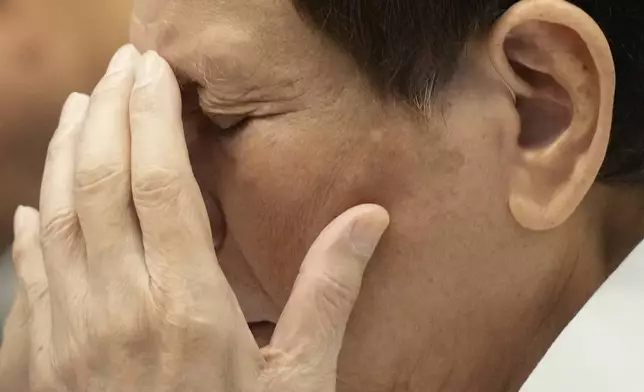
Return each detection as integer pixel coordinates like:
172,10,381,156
128,51,261,376
128,51,231,305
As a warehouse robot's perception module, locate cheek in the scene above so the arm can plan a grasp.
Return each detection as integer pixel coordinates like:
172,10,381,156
212,123,371,305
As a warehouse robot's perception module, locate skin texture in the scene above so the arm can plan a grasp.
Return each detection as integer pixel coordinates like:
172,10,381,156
0,48,390,392
0,0,132,246
1,0,643,391
128,0,635,390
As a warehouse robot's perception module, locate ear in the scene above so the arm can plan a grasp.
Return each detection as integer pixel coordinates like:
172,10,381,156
488,0,615,231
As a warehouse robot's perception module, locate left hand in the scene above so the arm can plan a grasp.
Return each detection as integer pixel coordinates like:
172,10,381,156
0,45,389,392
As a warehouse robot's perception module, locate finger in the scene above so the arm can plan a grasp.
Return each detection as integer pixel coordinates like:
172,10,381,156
129,52,258,375
74,45,148,282
269,204,389,364
0,268,29,391
39,93,90,318
130,52,223,293
13,206,49,335
11,207,57,389
40,92,89,245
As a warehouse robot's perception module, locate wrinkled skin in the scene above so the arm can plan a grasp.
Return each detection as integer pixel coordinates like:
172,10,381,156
2,0,643,391
127,0,642,390
0,47,389,392
128,1,629,391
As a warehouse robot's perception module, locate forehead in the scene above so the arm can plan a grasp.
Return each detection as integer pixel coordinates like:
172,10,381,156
130,0,310,83
131,0,296,51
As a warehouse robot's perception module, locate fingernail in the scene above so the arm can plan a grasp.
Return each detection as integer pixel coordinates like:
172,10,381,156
107,44,138,74
60,92,90,126
348,210,390,262
134,51,163,88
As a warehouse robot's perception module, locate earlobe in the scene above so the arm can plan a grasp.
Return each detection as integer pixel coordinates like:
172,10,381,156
489,0,615,231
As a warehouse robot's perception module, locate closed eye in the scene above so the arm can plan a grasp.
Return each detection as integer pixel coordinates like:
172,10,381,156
204,113,250,136
195,88,253,136
207,113,246,130
179,82,250,137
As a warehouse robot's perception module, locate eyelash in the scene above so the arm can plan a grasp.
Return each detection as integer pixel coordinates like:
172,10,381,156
180,83,249,137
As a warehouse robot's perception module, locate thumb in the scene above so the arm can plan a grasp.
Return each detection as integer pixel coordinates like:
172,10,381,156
269,204,389,364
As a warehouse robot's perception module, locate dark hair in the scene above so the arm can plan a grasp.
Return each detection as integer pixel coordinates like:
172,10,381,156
292,0,644,182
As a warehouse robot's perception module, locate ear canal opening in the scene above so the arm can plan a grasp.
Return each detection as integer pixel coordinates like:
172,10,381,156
509,60,573,149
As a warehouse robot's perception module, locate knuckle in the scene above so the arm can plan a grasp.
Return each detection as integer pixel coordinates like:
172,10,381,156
84,293,152,343
151,285,231,336
29,348,64,391
11,246,45,287
40,210,79,247
132,167,182,205
30,372,63,392
74,162,128,194
12,235,34,263
310,272,358,313
50,311,155,385
151,291,195,326
50,343,87,389
24,280,48,306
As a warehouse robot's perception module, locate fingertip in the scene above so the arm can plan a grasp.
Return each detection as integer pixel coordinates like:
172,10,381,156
12,206,43,278
347,204,390,261
349,203,390,225
334,204,390,225
134,51,163,89
130,51,181,120
304,204,390,273
133,51,176,92
13,206,40,240
60,93,90,126
106,44,141,75
308,204,390,261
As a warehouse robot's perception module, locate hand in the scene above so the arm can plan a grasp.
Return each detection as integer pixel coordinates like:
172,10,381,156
0,45,389,392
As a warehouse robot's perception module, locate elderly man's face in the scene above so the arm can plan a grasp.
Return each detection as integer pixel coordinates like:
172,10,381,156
129,0,593,390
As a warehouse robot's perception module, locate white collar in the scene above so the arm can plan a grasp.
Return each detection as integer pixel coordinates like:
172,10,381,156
520,240,644,391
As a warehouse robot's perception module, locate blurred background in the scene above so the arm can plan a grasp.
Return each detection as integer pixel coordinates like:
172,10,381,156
0,0,133,339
